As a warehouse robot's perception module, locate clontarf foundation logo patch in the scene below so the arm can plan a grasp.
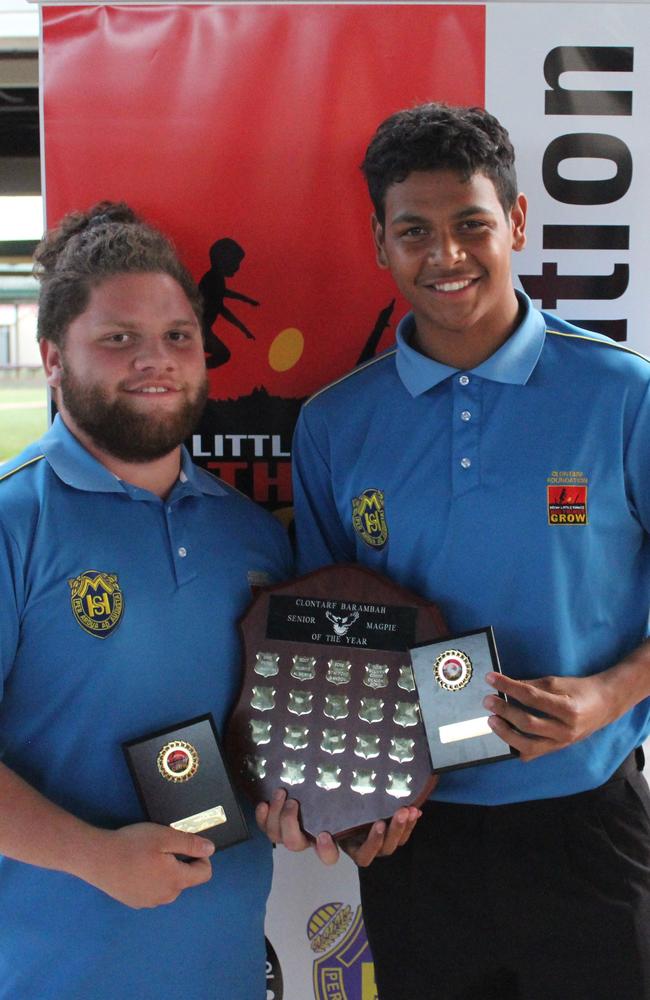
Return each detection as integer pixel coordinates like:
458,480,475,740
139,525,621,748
546,471,588,525
352,488,388,548
68,570,124,638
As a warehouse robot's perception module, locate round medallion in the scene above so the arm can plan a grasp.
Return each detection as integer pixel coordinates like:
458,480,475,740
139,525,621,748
433,649,473,691
157,740,200,782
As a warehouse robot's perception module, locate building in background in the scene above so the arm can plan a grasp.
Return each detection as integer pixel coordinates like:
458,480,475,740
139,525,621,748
0,0,40,377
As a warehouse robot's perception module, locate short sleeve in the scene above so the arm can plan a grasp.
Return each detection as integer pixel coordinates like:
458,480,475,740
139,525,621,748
0,519,23,696
267,513,295,581
292,406,355,573
625,379,650,534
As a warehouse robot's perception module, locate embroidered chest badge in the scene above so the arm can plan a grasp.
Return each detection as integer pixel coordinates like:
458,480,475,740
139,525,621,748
351,488,388,548
68,570,124,638
547,471,588,525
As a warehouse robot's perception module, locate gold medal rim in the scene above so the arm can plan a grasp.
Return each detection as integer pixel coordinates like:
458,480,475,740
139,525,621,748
434,649,473,691
157,740,200,782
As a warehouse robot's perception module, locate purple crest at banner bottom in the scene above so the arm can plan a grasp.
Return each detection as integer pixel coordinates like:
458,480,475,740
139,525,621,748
310,903,377,1000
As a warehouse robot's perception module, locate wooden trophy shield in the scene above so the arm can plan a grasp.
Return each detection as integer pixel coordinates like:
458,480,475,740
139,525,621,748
227,564,447,839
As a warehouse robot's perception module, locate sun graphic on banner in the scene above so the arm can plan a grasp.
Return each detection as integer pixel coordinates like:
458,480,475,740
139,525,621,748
268,327,305,372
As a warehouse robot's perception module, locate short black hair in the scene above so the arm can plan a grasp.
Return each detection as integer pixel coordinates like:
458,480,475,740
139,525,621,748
34,201,202,346
361,103,518,225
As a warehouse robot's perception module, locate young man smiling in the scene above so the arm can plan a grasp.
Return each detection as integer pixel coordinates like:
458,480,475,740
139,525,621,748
41,269,210,496
288,105,650,999
0,203,292,999
372,168,525,369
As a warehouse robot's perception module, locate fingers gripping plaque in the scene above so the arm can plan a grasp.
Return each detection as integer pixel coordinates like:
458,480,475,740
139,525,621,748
227,564,446,838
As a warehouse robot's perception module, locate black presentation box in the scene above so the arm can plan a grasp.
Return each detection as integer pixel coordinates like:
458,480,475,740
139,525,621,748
410,628,517,773
123,714,249,851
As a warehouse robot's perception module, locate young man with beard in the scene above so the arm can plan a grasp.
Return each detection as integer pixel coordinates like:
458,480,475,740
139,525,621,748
280,105,650,998
0,203,292,999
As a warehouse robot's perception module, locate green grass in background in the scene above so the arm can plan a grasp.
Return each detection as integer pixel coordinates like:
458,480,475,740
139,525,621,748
0,386,48,465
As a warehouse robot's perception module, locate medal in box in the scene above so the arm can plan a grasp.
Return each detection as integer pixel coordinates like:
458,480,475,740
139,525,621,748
409,627,516,772
123,714,249,850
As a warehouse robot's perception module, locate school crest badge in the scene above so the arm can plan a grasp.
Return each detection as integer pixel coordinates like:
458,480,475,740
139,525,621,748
352,488,388,548
68,570,124,638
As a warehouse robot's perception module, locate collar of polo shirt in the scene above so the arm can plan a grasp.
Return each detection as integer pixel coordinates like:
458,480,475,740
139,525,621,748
40,414,227,500
396,290,546,397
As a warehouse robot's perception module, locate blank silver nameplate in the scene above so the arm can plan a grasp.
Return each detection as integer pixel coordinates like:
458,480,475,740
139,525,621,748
170,805,227,833
438,716,492,744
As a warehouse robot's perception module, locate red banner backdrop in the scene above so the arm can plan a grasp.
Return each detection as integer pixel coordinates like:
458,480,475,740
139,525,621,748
42,4,484,508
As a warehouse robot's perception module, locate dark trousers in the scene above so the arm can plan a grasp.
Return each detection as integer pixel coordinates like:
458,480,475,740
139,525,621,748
359,751,650,1000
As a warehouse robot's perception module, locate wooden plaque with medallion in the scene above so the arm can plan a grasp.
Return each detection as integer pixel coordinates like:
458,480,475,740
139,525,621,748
227,564,447,839
123,714,249,850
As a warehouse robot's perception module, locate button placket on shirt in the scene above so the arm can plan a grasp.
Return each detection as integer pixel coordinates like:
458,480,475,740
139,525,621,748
164,499,195,585
452,374,481,495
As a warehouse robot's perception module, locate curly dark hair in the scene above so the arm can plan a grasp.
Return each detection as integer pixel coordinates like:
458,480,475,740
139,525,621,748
33,201,202,345
361,103,518,226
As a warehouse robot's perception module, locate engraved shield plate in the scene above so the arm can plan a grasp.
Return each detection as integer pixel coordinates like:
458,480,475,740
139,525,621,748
227,564,447,838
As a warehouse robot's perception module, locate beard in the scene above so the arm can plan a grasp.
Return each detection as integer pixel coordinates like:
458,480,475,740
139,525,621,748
59,367,209,462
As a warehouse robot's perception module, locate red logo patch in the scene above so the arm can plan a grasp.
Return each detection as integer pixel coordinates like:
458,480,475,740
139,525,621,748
547,486,588,525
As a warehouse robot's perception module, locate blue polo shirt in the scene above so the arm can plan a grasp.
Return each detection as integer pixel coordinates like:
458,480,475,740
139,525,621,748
0,415,292,1000
293,292,650,805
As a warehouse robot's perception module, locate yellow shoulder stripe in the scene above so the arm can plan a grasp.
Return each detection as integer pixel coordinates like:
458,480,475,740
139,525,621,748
546,329,650,364
304,349,397,407
0,454,45,484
